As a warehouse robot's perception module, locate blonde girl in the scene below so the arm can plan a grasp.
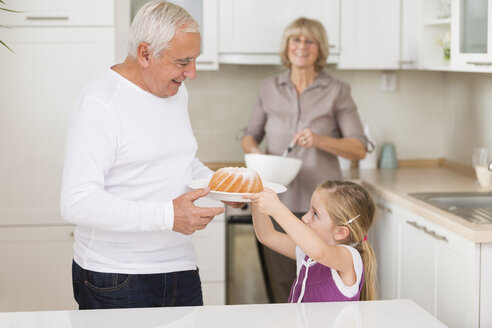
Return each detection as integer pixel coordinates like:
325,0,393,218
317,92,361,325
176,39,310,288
243,180,377,302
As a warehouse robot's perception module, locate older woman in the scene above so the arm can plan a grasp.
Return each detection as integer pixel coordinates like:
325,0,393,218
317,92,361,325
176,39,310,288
241,17,369,302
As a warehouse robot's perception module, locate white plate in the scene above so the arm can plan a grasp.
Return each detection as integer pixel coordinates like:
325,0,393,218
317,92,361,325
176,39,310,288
187,178,287,202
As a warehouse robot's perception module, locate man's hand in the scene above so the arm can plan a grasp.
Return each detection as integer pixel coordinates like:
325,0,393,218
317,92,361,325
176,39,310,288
172,187,225,235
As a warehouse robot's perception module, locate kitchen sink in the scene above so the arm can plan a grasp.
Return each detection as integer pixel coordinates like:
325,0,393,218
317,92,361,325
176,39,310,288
408,191,492,224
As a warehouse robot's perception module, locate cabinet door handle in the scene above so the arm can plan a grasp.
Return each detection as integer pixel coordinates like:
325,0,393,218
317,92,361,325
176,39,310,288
466,61,492,66
377,203,384,212
406,220,448,242
406,220,431,233
377,203,392,214
26,16,69,21
406,220,426,231
426,230,448,243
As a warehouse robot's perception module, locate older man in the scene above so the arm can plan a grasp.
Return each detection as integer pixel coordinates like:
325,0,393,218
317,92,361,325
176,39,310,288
60,1,223,309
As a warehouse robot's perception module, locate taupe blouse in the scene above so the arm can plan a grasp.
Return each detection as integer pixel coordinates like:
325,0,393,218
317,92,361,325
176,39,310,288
245,70,368,213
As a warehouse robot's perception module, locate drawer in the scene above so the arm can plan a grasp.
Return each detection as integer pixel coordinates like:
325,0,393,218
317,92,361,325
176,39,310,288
0,225,77,311
0,0,114,26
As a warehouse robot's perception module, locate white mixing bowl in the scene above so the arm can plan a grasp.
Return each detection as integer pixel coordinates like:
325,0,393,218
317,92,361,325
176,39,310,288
245,153,302,186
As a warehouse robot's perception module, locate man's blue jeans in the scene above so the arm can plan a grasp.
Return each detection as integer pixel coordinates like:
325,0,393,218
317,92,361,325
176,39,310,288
72,260,203,309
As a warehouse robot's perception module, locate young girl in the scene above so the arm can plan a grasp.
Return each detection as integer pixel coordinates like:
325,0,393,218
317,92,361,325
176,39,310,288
243,180,377,302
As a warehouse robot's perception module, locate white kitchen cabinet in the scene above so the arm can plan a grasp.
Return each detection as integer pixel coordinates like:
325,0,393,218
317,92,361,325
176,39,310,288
192,197,226,305
421,0,492,72
0,28,115,222
400,215,437,315
218,0,340,65
450,0,492,72
338,0,400,69
0,1,115,312
370,197,400,300
401,212,477,328
420,0,452,70
339,0,421,70
0,0,114,26
0,0,115,225
434,226,477,328
480,244,492,328
0,225,77,311
400,0,422,69
371,196,479,328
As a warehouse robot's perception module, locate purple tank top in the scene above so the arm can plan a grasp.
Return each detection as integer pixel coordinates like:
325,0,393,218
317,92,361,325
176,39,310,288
288,255,364,303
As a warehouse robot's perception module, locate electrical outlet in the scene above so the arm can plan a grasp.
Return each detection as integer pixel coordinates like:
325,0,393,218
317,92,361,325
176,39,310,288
380,72,397,92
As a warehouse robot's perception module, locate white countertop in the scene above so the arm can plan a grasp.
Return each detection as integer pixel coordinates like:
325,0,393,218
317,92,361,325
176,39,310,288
0,300,445,328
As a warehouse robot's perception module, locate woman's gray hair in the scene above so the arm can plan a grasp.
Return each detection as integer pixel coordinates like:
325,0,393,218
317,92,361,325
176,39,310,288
128,1,200,59
279,17,329,72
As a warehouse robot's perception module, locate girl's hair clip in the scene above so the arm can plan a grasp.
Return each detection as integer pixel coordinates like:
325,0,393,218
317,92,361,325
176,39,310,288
344,214,360,225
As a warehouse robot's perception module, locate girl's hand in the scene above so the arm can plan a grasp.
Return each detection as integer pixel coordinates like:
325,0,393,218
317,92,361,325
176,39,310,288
242,188,283,217
293,128,317,148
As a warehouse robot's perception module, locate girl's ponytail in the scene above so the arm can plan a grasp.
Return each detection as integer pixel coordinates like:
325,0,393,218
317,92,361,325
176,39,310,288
357,240,377,300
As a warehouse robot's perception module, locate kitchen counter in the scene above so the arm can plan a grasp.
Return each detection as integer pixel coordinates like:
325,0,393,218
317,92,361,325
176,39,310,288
0,300,445,328
353,167,492,242
206,162,492,243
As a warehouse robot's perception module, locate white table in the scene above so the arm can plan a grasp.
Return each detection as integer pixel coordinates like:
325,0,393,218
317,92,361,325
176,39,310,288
0,299,446,328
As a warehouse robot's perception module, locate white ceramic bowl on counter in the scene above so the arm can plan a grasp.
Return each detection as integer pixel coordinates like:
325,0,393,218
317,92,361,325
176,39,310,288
245,153,302,187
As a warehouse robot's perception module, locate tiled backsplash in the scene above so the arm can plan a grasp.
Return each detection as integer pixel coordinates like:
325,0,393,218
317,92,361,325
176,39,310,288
186,65,449,164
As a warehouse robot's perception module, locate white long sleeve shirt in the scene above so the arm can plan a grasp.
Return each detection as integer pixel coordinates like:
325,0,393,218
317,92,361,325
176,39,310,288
60,69,212,274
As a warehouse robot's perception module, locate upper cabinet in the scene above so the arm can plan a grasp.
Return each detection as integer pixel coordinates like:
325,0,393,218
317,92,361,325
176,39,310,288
218,0,340,65
420,0,452,70
0,0,114,26
338,0,421,70
421,0,492,73
338,0,401,69
451,0,492,72
400,0,423,69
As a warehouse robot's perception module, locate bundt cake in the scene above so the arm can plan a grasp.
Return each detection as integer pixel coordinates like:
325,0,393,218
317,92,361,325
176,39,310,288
208,167,263,193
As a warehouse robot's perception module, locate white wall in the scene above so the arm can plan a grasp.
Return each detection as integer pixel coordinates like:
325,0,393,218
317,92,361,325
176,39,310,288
186,65,448,163
443,72,492,166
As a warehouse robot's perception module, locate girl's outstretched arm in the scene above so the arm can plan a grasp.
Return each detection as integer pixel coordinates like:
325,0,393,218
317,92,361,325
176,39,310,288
244,194,296,260
247,190,354,275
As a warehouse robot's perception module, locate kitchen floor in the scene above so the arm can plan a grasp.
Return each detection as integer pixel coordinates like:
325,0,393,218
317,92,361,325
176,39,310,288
227,225,269,304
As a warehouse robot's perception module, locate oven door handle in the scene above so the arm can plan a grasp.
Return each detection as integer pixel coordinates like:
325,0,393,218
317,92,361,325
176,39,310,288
227,215,253,224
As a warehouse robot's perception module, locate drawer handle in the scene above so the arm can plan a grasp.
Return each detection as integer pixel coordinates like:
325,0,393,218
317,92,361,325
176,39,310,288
398,60,414,64
406,220,425,231
26,16,69,21
406,220,448,242
426,230,448,242
377,203,392,214
466,61,492,66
